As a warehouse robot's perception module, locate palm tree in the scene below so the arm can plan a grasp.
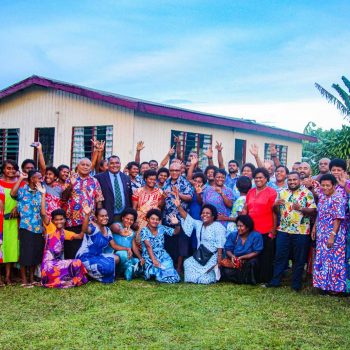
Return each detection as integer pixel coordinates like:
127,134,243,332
315,76,350,121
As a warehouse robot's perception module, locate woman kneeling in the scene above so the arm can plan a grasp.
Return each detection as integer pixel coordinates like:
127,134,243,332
220,215,263,285
141,209,180,283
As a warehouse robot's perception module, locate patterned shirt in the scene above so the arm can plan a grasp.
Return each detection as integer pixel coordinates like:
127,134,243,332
227,195,246,235
277,187,316,235
17,184,43,233
225,175,239,192
65,175,104,227
162,176,194,225
131,175,144,194
43,182,63,218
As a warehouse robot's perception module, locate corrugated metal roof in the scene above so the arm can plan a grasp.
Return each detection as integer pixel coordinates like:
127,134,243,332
0,75,317,142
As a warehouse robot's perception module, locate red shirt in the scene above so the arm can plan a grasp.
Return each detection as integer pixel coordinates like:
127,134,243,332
246,187,277,234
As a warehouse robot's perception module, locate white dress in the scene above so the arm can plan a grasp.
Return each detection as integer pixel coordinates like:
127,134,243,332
181,215,226,284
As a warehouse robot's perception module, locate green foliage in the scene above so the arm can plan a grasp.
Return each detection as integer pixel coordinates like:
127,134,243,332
1,280,350,349
302,122,350,173
315,76,350,121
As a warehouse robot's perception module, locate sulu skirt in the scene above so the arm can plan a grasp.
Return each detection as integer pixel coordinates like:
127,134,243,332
19,228,44,266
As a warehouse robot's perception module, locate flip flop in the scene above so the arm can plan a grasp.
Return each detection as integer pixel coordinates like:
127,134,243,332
31,281,41,286
20,283,34,288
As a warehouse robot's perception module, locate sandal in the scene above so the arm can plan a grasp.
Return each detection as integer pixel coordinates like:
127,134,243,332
31,281,41,286
20,283,34,288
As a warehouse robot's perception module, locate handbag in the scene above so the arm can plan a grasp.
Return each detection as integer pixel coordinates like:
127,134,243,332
192,225,213,266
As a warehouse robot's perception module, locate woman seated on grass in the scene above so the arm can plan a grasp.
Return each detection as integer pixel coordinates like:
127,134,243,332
220,215,263,285
173,189,226,284
140,208,181,283
37,183,88,288
76,208,121,284
109,208,145,281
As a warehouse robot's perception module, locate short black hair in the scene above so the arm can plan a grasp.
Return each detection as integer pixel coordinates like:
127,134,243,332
57,164,70,173
228,160,239,167
214,168,227,177
146,208,162,220
45,166,59,178
236,215,254,232
140,161,150,168
253,167,270,182
127,161,140,170
21,159,35,170
157,167,170,177
149,159,158,165
319,173,337,186
143,169,158,180
204,165,218,176
51,209,67,219
293,161,302,166
121,208,138,222
28,169,40,181
201,204,218,221
241,163,256,173
1,159,19,173
288,171,300,178
236,176,252,194
276,165,289,174
329,158,347,172
193,172,207,184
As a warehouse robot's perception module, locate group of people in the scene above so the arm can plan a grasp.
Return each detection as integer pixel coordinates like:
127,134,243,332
0,139,349,295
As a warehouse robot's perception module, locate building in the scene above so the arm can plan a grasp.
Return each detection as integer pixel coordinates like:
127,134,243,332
0,76,316,169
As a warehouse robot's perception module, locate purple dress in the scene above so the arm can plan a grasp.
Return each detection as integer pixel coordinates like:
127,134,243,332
202,186,233,227
313,192,347,292
41,222,88,288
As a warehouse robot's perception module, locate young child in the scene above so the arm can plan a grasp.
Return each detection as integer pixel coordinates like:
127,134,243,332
109,208,144,281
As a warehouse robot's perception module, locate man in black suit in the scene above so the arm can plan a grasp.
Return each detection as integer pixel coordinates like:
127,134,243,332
95,155,132,225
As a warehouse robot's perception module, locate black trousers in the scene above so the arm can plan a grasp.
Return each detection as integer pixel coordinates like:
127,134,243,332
64,225,83,259
258,234,275,283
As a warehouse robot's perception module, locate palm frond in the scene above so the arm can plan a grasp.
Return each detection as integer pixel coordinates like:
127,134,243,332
315,83,350,117
341,76,350,93
332,84,350,110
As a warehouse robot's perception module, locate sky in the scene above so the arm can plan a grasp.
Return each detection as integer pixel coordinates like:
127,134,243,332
1,0,349,133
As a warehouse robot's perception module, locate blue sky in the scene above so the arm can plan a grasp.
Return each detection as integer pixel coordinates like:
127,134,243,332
1,0,349,132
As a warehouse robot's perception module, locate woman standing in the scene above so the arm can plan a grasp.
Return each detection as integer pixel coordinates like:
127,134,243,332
132,170,164,243
0,160,19,285
174,194,226,284
141,209,180,283
312,174,348,293
202,169,234,228
245,167,277,283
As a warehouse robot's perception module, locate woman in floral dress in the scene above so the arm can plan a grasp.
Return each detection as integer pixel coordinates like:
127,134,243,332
312,174,348,293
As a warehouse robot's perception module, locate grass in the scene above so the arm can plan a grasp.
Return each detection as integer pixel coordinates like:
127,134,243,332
0,279,350,349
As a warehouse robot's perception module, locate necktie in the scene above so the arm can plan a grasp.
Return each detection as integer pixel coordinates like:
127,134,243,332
114,174,123,211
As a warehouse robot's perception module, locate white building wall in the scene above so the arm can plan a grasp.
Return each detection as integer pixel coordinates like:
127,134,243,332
0,87,135,166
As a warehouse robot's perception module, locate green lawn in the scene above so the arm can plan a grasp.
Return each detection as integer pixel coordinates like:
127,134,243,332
0,280,349,349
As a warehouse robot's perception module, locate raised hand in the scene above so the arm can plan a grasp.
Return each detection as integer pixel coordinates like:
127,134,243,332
249,144,259,157
136,141,145,152
215,141,223,152
172,195,181,208
70,171,78,186
190,155,198,166
169,214,179,226
82,202,92,216
215,186,223,195
36,182,46,194
337,172,347,188
99,140,105,151
195,184,203,194
168,145,175,156
172,186,179,198
204,145,213,158
173,135,181,144
269,143,277,156
20,172,28,180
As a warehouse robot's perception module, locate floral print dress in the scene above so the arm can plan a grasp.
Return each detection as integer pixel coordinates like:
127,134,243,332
41,222,88,288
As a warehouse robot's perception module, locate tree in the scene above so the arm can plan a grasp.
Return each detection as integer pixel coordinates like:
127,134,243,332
315,76,350,121
302,123,350,173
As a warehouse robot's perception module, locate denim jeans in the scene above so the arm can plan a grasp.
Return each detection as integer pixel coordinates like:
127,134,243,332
270,231,310,290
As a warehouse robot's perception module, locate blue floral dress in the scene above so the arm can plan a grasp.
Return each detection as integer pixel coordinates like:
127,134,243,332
313,192,347,292
105,223,140,281
181,215,226,284
76,224,115,283
140,225,180,283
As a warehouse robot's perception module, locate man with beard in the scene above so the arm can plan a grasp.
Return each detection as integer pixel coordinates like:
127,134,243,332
225,160,240,191
269,172,317,291
313,158,330,182
298,162,320,197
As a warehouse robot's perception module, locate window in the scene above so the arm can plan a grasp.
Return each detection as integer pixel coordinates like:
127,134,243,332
264,143,288,164
71,126,113,169
34,128,55,166
170,130,212,169
234,139,246,167
0,128,20,163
